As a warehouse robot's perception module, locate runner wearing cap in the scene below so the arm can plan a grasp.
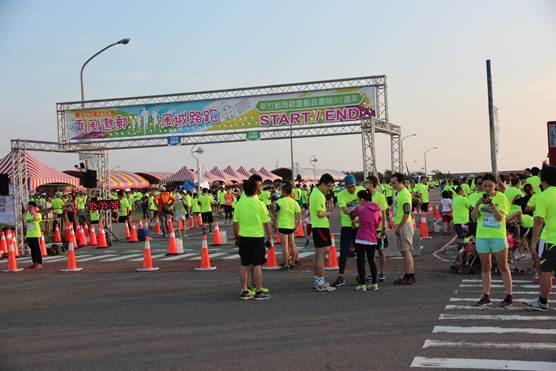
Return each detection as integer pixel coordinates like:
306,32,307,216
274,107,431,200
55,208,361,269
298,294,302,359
332,174,361,288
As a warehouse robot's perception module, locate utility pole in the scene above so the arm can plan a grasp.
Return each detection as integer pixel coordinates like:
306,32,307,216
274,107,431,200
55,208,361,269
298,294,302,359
486,59,497,173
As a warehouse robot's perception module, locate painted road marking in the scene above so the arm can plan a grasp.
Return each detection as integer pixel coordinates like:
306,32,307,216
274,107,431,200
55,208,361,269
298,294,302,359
460,284,539,288
432,325,556,335
102,254,143,262
222,254,240,260
411,356,556,370
439,313,556,321
422,339,556,351
77,255,117,262
460,290,554,295
297,252,315,259
461,279,533,283
449,297,556,303
444,305,533,311
191,253,227,260
158,253,198,261
131,253,165,262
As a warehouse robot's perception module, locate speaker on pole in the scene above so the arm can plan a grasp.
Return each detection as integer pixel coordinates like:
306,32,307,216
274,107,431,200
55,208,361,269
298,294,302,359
0,174,8,196
82,170,97,189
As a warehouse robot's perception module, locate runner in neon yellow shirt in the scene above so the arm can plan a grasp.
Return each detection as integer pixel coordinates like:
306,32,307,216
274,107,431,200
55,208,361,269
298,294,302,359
24,201,43,268
274,183,301,270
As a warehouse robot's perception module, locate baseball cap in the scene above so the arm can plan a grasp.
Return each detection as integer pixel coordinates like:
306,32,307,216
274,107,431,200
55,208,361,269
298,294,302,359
344,175,356,186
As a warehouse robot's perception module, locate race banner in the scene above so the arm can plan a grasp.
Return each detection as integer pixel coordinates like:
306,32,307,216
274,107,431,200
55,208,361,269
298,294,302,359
66,87,376,141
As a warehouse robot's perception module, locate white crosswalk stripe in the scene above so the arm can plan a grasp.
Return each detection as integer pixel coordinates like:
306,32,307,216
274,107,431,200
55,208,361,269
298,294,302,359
77,255,117,262
158,253,198,261
130,253,165,262
191,252,227,260
411,278,556,369
102,254,143,262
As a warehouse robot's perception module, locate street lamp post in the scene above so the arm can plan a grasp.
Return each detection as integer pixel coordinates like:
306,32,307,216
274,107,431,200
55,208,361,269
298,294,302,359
309,155,318,183
80,38,130,107
401,133,417,175
423,147,438,177
191,146,204,194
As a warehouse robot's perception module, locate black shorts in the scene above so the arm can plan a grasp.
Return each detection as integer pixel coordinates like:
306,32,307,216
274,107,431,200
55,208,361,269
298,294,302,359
278,228,295,235
421,202,429,212
454,224,466,239
387,197,393,206
201,212,214,224
118,215,128,223
539,242,556,273
90,220,99,225
238,237,266,266
312,228,332,248
340,226,357,254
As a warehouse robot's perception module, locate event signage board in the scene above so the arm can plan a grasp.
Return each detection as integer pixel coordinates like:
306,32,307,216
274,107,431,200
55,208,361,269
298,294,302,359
65,87,376,142
0,186,15,225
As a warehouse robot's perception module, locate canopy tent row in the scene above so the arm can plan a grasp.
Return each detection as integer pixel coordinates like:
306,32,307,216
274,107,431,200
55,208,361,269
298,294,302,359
135,171,173,186
0,151,79,191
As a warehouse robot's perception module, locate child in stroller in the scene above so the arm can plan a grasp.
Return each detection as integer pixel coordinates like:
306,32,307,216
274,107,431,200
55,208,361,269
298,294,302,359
450,228,480,274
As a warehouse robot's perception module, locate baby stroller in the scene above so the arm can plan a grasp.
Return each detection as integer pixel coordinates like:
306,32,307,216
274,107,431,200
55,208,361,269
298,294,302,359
449,235,480,274
506,218,534,275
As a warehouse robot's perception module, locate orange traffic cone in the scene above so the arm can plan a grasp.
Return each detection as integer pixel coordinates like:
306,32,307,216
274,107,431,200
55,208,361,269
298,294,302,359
12,233,19,257
165,222,180,255
178,219,184,232
325,233,339,270
0,240,23,272
136,236,159,272
196,214,203,227
40,235,48,257
275,230,281,245
129,223,139,242
212,223,223,246
60,238,83,272
189,216,195,229
97,223,108,248
0,232,8,256
125,222,131,239
84,224,90,238
434,205,441,221
88,225,98,246
155,218,162,235
420,213,431,239
77,225,88,247
138,219,144,230
263,243,280,270
295,222,305,237
53,224,62,243
194,233,216,271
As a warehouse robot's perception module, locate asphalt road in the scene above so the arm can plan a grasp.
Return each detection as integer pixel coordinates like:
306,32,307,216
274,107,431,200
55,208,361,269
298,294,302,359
1,203,555,370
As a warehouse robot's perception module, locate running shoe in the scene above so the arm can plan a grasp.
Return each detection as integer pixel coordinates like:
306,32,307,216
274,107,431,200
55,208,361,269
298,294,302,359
525,297,549,312
355,284,367,292
394,274,413,285
475,294,492,306
316,282,336,292
500,295,513,308
332,277,345,287
410,274,417,284
378,272,385,282
365,275,372,283
254,292,271,301
240,290,253,300
366,283,378,291
248,285,269,295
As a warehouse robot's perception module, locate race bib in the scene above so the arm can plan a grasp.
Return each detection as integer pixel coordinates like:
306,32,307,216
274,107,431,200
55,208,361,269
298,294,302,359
26,222,36,231
482,212,500,229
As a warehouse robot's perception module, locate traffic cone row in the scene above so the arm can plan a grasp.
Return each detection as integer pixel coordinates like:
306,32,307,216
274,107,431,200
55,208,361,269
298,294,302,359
433,205,441,221
155,218,162,235
77,225,88,247
129,223,139,243
212,223,222,246
0,240,23,272
263,241,280,270
420,213,431,239
0,232,8,256
97,223,108,248
40,235,47,257
165,219,180,255
136,236,159,272
53,224,62,243
325,233,339,270
60,230,82,272
195,233,216,271
88,225,98,246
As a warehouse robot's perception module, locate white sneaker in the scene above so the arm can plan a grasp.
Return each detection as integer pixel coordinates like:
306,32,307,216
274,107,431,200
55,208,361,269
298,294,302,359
525,298,549,312
316,282,336,292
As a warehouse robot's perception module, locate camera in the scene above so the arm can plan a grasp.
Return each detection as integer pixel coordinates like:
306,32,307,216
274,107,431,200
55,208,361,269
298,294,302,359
483,193,491,203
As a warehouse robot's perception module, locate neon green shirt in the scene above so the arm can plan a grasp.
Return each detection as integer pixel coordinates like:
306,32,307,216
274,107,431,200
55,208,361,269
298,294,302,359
293,188,302,201
259,190,272,206
90,210,100,222
198,194,213,213
218,191,226,205
276,196,301,229
534,186,556,244
51,198,64,214
468,191,483,209
527,175,541,195
475,191,509,239
309,187,329,228
527,195,537,210
337,188,361,227
384,184,393,198
119,198,130,217
191,198,201,213
233,196,270,238
371,191,388,232
414,183,430,203
505,186,524,214
24,212,42,238
301,190,308,204
462,183,471,196
452,195,469,225
393,187,412,225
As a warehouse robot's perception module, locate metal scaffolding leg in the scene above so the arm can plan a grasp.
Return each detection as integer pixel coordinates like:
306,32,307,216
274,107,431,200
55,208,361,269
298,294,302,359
11,144,30,256
361,118,377,177
96,149,111,229
390,134,402,173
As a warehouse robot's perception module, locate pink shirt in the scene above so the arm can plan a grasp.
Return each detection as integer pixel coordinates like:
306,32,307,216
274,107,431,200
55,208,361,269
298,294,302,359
351,202,382,244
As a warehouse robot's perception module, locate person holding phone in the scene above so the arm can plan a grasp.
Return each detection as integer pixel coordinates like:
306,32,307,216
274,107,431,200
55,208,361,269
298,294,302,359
24,201,43,269
470,173,512,307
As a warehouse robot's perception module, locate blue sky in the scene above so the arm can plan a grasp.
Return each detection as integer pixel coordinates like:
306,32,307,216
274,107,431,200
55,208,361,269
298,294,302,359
1,0,555,174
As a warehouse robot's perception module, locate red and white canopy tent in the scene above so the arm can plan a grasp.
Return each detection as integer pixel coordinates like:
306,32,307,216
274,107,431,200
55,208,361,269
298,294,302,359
208,167,234,184
223,165,247,182
259,167,281,181
0,151,79,191
164,166,196,184
237,166,252,179
135,171,173,187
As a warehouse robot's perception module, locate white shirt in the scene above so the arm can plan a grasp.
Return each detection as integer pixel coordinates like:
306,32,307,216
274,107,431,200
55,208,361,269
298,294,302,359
441,198,452,213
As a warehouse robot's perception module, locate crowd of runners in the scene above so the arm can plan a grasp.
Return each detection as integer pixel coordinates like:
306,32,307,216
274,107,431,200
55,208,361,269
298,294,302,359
11,163,556,308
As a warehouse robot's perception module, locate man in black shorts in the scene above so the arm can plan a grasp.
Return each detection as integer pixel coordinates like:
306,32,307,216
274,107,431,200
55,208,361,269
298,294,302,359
234,180,273,300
